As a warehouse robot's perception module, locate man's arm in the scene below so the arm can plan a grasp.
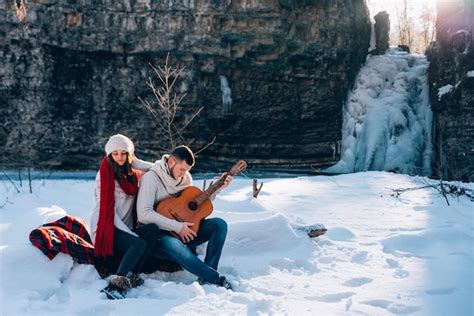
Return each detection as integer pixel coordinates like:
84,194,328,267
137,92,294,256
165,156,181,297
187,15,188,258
137,172,184,234
209,173,233,201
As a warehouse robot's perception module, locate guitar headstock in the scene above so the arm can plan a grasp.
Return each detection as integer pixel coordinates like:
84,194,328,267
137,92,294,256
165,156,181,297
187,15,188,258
228,160,247,176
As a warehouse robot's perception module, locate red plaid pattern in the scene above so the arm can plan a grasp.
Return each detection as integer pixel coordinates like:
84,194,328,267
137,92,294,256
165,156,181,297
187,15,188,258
29,214,183,277
29,215,95,265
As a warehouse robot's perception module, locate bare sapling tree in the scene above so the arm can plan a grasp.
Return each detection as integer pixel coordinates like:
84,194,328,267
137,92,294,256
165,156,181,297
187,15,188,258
1,170,18,209
5,107,35,193
396,0,415,49
419,3,437,52
1,169,20,193
138,54,211,153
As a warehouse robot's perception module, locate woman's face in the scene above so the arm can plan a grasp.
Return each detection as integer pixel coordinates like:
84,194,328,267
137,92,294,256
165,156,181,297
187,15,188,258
111,150,128,166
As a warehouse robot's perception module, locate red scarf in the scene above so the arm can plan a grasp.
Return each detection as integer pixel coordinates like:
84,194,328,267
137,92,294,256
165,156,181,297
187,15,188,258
94,157,138,257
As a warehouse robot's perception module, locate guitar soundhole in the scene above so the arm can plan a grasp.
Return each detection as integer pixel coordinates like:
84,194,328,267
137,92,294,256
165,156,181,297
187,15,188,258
188,201,198,211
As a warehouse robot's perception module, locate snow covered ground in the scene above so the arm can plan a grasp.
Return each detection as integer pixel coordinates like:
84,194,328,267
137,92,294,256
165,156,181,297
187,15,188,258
1,172,473,315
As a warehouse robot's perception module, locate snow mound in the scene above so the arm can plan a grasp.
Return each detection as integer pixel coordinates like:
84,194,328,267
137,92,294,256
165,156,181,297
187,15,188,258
38,205,68,224
326,227,355,242
382,228,472,257
214,194,269,214
225,214,301,254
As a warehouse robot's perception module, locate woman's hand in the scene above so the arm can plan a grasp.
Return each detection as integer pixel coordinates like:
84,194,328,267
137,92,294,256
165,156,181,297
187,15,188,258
178,222,197,243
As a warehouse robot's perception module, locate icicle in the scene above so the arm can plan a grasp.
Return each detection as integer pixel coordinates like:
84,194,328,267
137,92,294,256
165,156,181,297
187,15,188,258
220,75,232,114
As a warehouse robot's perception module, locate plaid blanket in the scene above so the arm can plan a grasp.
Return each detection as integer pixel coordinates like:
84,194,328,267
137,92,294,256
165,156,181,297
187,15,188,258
29,215,95,265
29,214,183,276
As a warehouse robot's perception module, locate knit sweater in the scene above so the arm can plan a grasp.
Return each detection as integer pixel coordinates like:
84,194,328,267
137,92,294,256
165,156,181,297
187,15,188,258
90,158,153,242
136,155,220,233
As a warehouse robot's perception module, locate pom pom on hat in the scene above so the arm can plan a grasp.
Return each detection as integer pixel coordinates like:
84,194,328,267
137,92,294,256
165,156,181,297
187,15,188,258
105,134,135,156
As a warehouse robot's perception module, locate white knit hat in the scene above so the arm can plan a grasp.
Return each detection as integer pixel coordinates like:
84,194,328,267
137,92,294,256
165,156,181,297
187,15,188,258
105,134,135,156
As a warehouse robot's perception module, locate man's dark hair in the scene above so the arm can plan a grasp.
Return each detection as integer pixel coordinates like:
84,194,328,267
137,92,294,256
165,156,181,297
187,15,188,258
171,145,195,166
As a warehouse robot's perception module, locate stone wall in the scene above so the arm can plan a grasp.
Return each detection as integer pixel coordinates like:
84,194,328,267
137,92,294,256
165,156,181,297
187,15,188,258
426,0,474,182
0,0,370,171
373,11,389,55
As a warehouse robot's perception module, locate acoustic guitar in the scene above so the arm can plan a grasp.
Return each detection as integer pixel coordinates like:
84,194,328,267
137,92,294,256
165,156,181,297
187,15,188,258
156,160,247,235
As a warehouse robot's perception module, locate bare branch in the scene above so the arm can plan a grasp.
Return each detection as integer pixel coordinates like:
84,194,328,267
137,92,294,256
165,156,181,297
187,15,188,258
1,169,20,193
176,106,204,135
389,182,474,205
194,136,216,156
438,178,450,206
253,179,263,198
0,197,11,209
390,185,433,198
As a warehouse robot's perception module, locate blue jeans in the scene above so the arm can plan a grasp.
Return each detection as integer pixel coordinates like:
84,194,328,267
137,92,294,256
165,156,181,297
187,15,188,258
113,224,161,276
149,217,228,284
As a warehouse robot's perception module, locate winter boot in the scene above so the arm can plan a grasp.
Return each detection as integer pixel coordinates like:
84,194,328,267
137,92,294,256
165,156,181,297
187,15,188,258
101,275,132,300
218,276,233,291
127,272,145,288
197,276,233,291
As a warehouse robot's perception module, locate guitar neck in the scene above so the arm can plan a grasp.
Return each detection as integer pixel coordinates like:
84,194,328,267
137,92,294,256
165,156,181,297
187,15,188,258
194,160,247,206
195,177,226,205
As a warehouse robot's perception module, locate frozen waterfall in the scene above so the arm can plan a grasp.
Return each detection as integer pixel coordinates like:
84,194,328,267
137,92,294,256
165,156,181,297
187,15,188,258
326,49,433,176
220,75,232,114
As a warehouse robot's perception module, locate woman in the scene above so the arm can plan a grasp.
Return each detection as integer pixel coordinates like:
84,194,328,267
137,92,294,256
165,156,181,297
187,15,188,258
90,134,157,300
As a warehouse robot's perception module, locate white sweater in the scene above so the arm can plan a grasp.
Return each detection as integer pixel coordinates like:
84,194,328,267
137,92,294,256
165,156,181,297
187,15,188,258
136,156,219,234
136,158,190,234
90,158,153,242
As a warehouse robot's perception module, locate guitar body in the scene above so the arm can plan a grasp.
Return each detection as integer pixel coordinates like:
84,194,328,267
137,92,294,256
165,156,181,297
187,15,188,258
155,160,247,236
156,186,213,234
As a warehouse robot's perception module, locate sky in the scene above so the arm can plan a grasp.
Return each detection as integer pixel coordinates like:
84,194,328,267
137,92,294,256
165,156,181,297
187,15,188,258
366,0,438,52
367,0,437,18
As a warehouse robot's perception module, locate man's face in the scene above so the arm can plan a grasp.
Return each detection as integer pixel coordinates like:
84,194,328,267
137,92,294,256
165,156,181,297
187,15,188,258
168,157,192,179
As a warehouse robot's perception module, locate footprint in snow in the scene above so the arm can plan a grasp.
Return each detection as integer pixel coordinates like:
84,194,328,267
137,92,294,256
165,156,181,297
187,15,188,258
425,287,456,295
318,256,334,264
342,277,373,287
304,292,355,303
386,258,399,269
393,269,410,279
351,250,369,264
361,299,421,314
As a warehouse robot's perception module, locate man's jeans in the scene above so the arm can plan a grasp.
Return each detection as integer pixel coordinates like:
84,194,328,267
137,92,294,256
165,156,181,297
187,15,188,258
150,217,228,284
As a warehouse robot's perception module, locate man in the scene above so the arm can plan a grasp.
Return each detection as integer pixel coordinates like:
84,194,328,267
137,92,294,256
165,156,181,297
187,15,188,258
136,145,233,290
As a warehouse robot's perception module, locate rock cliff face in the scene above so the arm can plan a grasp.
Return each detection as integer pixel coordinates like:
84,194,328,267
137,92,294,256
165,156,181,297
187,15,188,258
426,0,474,182
0,0,370,171
373,11,389,55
